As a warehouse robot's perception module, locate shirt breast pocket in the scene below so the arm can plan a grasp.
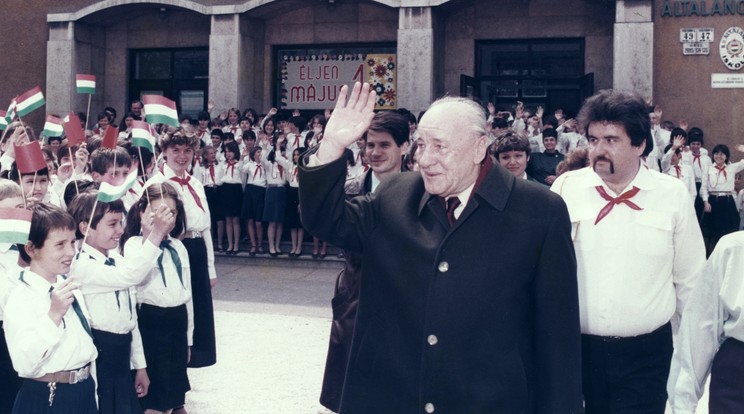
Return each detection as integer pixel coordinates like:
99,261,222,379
571,217,595,252
634,211,673,257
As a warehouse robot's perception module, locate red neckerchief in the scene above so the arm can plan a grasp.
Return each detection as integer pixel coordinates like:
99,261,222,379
226,160,237,178
160,165,205,211
253,163,263,179
674,165,681,178
716,164,727,180
208,163,216,184
293,134,300,148
693,153,702,169
594,186,642,225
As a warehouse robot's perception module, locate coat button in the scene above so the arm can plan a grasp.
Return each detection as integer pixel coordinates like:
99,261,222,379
438,261,449,272
425,402,435,413
427,334,438,346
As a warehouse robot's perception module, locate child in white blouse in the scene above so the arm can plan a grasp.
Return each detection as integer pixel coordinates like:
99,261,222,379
121,183,193,414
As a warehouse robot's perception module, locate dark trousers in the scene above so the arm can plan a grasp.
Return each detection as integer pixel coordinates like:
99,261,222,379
581,323,672,414
709,338,744,413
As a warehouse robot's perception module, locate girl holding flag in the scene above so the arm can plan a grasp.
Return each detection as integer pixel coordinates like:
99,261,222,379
142,125,216,369
121,183,192,414
67,189,175,414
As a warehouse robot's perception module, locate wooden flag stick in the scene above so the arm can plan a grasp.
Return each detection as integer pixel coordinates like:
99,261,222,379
137,146,150,205
68,147,79,195
113,151,117,180
17,117,30,138
78,198,99,257
31,171,37,205
0,127,11,149
84,94,92,133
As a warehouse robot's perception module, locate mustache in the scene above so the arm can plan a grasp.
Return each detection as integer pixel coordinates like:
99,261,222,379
592,156,615,174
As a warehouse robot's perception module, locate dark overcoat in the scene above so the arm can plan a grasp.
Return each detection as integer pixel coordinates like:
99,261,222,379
299,155,583,414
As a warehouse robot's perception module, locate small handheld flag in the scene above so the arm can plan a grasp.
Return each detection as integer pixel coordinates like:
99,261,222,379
97,170,138,202
142,95,179,127
5,99,16,124
41,115,64,138
15,87,45,118
0,208,32,244
101,125,118,149
131,121,156,153
14,141,46,174
76,74,96,94
0,111,7,131
63,113,85,146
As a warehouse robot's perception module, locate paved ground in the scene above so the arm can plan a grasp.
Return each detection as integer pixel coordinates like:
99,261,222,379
183,259,710,414
184,261,340,414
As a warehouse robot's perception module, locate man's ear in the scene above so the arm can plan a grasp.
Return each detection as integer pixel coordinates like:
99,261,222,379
474,135,488,164
78,221,89,237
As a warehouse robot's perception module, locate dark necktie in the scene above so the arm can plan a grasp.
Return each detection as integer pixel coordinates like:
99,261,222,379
103,257,133,320
157,240,184,288
594,185,643,225
169,175,206,212
47,282,93,339
446,197,461,226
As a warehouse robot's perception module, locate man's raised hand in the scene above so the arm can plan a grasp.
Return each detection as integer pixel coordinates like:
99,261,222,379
317,82,377,164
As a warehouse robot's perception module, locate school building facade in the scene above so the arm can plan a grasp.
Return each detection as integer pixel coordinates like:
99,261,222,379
1,0,742,150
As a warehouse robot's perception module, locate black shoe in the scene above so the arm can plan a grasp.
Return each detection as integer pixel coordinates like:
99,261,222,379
270,251,278,257
312,253,319,259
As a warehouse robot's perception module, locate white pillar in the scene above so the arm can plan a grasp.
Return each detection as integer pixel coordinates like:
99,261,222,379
397,7,436,113
209,14,242,110
46,22,75,116
613,0,654,97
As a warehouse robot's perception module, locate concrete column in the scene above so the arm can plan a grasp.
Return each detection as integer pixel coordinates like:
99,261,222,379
397,7,436,113
46,22,75,116
209,14,243,111
613,0,654,97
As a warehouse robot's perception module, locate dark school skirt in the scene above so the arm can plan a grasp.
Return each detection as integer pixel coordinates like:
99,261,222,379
137,304,190,411
284,186,302,228
181,237,217,368
91,329,142,414
241,184,265,220
0,322,22,414
218,183,243,217
703,194,740,241
709,338,744,413
262,186,286,222
12,374,97,414
204,186,224,223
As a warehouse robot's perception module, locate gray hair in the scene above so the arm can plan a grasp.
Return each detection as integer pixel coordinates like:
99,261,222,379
426,96,487,140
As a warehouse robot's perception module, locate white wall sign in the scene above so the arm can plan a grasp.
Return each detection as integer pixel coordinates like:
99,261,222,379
711,73,744,88
683,42,710,55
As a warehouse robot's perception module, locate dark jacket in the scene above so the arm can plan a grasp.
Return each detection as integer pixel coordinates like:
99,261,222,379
299,155,583,414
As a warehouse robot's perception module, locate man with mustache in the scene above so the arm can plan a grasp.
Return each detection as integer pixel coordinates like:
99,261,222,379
300,82,583,413
551,90,706,414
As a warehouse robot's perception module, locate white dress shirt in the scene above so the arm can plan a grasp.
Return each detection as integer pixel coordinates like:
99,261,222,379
667,231,744,414
557,132,588,154
700,160,744,201
195,162,225,188
4,270,97,378
242,160,267,187
0,245,21,321
663,163,696,202
551,165,706,337
124,236,194,346
690,152,712,183
222,124,242,142
275,152,299,188
263,157,287,186
219,160,242,185
143,163,216,280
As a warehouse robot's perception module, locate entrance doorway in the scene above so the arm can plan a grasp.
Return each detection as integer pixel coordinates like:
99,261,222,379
467,38,593,118
129,48,209,119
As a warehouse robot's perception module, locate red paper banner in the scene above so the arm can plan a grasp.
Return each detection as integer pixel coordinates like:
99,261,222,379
101,125,118,149
14,141,46,173
63,113,85,146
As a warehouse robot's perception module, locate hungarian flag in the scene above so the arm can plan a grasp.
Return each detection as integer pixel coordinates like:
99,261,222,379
63,112,85,146
97,170,138,202
41,115,64,137
131,121,155,153
15,86,45,118
101,125,118,149
142,95,179,127
5,99,16,124
0,111,7,131
76,74,96,94
14,140,46,174
0,208,32,244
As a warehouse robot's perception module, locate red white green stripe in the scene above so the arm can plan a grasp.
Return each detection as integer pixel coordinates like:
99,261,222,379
131,121,156,153
15,86,45,118
97,170,139,202
142,95,179,127
5,99,16,124
0,208,32,244
42,115,64,137
0,111,7,130
76,74,96,94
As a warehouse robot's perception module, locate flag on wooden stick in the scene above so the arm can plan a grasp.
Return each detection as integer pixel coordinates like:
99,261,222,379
76,74,96,94
0,208,32,244
14,140,46,174
41,115,64,137
142,95,179,127
131,121,156,153
97,170,138,202
63,113,85,146
15,86,45,118
101,125,118,149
